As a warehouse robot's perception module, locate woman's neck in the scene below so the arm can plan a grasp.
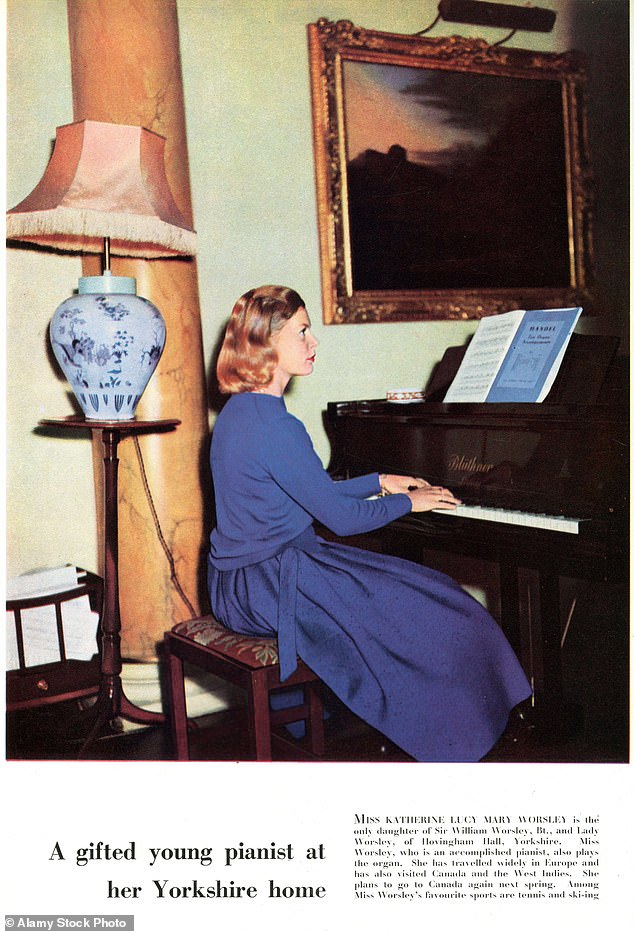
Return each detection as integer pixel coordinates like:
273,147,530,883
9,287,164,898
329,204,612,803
252,373,290,397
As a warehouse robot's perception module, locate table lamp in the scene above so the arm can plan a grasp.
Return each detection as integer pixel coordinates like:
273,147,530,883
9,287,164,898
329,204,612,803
6,119,197,420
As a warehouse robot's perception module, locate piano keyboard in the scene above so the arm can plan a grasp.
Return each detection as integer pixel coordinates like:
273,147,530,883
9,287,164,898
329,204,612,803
432,504,583,534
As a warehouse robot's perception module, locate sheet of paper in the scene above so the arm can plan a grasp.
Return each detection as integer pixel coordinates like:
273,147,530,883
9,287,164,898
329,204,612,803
443,311,523,402
60,595,99,661
6,594,99,670
6,611,20,671
16,604,62,667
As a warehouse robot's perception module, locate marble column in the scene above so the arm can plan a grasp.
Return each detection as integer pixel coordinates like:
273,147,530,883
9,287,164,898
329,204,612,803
67,0,209,659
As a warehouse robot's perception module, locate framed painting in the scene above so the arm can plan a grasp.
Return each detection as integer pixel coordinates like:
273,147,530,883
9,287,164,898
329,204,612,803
307,19,594,324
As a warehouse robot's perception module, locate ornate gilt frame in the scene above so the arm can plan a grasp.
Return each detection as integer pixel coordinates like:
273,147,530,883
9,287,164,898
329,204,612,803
307,19,594,324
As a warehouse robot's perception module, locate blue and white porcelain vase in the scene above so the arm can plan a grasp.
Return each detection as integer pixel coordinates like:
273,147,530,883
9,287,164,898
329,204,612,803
49,272,166,420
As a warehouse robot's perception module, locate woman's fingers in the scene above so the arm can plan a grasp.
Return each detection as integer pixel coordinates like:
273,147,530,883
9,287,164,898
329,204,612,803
408,485,462,512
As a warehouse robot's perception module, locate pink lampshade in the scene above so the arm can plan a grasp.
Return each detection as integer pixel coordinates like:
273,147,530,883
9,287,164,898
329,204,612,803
6,119,197,258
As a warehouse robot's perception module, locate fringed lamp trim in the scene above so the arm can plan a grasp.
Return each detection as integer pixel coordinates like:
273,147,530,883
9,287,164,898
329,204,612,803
6,207,197,257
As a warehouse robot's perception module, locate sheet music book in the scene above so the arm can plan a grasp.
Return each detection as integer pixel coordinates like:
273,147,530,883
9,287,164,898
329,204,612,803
6,563,80,599
443,307,582,403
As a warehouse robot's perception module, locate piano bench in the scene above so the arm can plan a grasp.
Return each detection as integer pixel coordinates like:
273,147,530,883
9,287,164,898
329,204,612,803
164,616,325,761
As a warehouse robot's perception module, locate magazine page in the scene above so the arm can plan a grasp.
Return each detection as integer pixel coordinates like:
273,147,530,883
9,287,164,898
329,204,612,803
3,2,631,931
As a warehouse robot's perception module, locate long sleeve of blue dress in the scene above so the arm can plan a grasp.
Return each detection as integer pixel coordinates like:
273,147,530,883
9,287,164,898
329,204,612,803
209,393,411,568
262,412,411,536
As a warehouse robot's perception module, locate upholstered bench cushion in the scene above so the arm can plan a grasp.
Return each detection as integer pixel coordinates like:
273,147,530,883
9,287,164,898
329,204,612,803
172,616,279,668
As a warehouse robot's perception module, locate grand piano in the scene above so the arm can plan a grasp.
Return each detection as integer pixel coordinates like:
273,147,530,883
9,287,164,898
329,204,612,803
325,341,629,730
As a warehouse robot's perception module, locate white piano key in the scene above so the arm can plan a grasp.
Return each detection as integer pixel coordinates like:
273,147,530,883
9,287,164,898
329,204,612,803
432,504,582,534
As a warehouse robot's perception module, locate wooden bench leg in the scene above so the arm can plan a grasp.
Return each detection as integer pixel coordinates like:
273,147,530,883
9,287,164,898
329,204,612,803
165,637,190,761
305,679,325,756
248,671,273,761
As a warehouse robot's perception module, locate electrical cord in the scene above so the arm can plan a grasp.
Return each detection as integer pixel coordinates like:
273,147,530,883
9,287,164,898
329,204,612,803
133,434,197,618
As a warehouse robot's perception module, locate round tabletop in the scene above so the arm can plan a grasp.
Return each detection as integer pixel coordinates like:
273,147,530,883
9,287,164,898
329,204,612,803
39,416,181,432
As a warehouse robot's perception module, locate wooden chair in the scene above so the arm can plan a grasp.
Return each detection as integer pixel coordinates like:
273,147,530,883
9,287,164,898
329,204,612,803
164,615,325,761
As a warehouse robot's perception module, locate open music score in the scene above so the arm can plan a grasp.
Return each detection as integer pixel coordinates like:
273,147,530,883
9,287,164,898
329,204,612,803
444,307,582,403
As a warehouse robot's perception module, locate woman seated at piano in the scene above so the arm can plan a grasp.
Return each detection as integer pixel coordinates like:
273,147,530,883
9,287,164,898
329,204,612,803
207,285,532,762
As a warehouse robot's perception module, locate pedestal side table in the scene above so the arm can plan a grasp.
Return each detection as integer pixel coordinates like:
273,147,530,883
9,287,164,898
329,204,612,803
39,416,180,756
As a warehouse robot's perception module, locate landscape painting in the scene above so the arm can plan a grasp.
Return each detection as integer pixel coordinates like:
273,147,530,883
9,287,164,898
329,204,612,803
308,20,594,323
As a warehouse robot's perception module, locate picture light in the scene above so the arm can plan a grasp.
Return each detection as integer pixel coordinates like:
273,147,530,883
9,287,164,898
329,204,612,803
437,0,556,33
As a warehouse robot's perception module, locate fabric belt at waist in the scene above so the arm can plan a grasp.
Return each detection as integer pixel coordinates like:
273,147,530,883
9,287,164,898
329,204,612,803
276,526,320,681
208,525,319,682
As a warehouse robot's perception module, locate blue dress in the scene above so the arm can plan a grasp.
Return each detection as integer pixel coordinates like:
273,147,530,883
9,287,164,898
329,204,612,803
207,393,532,762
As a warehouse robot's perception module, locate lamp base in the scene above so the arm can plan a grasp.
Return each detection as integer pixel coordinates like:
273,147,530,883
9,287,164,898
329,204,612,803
49,275,166,420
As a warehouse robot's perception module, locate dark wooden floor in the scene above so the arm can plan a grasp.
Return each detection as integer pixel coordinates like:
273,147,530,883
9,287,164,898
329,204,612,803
6,692,628,764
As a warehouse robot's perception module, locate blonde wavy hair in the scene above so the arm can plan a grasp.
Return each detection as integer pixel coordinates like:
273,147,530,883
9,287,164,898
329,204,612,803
216,285,305,394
